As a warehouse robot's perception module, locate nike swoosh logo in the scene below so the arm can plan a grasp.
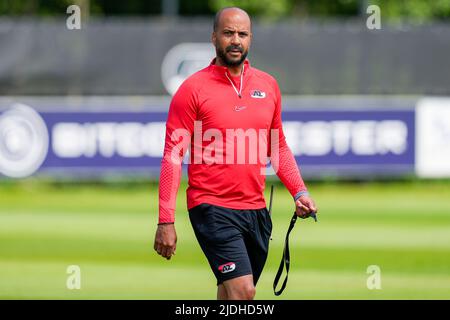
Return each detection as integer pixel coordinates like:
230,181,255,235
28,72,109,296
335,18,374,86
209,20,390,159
235,106,247,111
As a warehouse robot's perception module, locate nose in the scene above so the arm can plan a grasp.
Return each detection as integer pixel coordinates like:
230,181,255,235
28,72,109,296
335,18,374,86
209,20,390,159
231,33,240,46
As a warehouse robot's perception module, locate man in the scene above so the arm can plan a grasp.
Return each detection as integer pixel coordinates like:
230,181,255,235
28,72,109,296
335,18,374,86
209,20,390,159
154,7,317,300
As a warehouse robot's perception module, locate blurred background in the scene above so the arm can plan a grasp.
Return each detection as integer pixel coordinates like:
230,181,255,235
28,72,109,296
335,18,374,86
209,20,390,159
0,0,449,299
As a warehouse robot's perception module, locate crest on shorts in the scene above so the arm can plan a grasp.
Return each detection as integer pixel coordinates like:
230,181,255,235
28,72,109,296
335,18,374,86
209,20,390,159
218,262,236,273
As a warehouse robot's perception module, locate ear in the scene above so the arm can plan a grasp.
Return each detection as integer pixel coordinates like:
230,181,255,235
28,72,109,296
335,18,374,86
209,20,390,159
211,31,216,45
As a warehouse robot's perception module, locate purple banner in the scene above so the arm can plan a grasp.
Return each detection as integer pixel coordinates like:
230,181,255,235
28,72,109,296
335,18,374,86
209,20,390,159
282,110,415,176
0,103,415,178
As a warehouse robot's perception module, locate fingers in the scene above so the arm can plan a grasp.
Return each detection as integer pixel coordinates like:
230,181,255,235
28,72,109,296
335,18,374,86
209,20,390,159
300,197,318,210
300,204,311,213
164,246,176,260
154,243,162,256
299,212,310,219
161,247,170,259
295,200,310,217
309,202,318,213
295,197,319,219
295,206,310,219
154,242,176,260
154,224,177,259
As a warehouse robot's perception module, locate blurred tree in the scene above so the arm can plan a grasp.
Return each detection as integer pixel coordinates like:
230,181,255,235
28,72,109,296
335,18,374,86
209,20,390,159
289,0,450,21
369,0,450,22
208,0,291,18
290,0,360,18
179,0,213,15
0,0,449,21
0,0,159,16
93,0,161,16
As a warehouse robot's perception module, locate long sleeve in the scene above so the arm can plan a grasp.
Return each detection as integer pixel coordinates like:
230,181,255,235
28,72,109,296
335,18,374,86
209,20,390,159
158,81,198,223
269,79,307,198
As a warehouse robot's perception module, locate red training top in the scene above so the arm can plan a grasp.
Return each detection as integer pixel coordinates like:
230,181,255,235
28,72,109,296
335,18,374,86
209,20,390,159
158,59,307,223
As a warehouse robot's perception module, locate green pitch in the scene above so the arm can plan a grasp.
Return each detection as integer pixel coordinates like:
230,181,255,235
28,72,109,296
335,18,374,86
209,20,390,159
0,179,449,299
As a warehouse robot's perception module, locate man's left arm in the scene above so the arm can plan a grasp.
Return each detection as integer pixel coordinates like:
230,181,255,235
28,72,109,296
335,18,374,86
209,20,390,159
268,79,318,218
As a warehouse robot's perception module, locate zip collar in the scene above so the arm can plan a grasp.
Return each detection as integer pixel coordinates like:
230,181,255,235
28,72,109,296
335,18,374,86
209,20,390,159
209,58,251,99
225,64,244,98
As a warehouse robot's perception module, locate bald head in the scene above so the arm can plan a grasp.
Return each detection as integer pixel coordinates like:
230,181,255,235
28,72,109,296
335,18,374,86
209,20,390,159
213,7,251,32
212,7,252,70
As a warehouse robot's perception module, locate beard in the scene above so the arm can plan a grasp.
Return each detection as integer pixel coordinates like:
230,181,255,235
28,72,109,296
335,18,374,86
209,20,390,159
216,44,248,67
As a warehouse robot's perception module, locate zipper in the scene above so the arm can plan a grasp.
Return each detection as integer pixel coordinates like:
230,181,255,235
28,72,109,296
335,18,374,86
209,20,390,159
225,64,244,98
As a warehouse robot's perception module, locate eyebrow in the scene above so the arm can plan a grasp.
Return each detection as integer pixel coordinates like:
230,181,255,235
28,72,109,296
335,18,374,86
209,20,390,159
222,28,249,33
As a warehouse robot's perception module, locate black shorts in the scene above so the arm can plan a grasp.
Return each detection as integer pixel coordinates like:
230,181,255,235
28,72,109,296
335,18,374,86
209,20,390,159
188,203,272,286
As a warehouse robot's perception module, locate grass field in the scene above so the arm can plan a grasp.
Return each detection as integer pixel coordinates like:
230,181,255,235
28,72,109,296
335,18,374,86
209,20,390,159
0,179,449,299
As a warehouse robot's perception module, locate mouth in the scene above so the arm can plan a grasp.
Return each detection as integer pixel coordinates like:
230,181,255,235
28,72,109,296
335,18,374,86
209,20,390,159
228,49,242,57
227,46,243,53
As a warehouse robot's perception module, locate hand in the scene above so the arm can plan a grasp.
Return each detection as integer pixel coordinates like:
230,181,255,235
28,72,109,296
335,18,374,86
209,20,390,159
295,195,318,219
154,223,177,260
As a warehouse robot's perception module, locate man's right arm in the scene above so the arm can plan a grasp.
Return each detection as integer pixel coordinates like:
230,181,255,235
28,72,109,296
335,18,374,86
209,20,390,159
158,81,198,224
154,81,198,259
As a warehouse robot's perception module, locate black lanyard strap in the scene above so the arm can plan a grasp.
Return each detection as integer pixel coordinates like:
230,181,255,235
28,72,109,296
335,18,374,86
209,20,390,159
273,213,297,296
273,211,317,296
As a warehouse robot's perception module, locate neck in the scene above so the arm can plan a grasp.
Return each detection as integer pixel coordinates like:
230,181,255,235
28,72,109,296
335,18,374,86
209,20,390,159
215,57,244,77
